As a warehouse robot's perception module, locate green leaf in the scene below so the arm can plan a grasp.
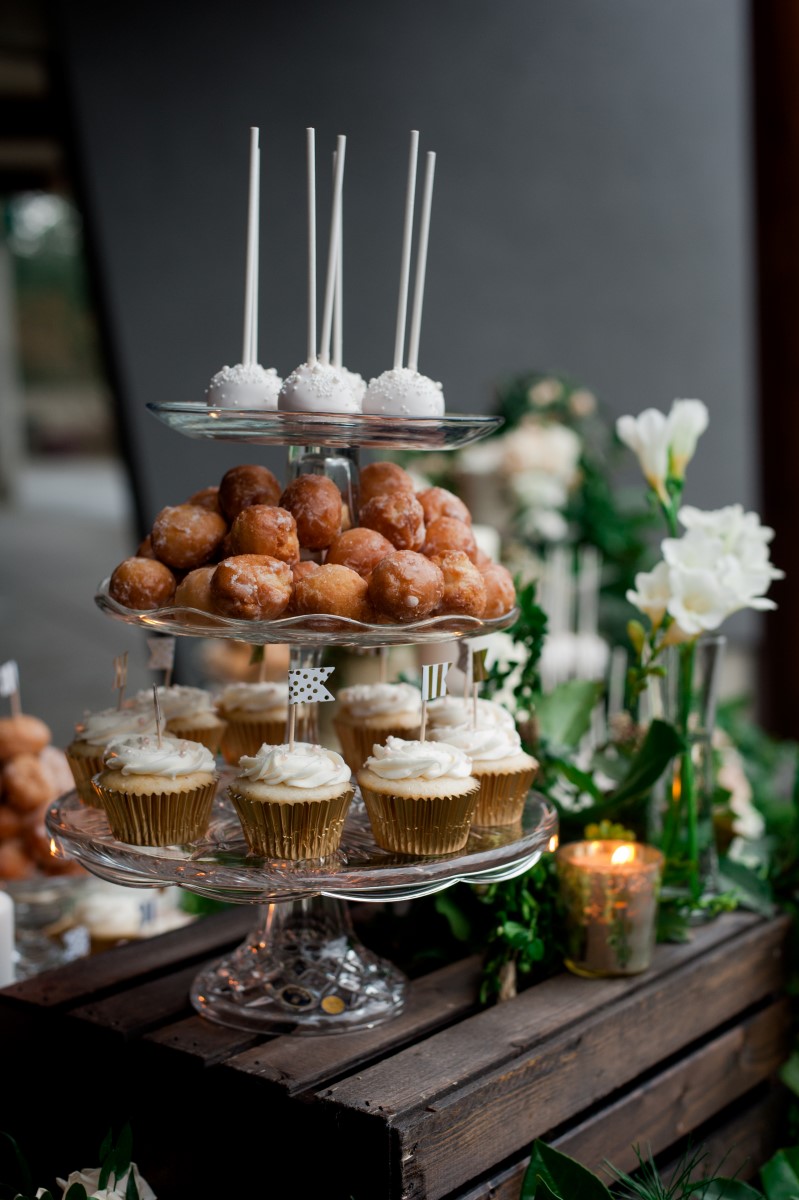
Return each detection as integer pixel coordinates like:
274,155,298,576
627,620,646,657
548,757,604,801
716,858,775,918
566,719,683,826
0,1132,34,1198
779,1051,799,1098
704,1181,765,1199
64,1186,89,1200
98,1129,113,1162
761,1147,799,1199
434,891,472,942
126,1168,140,1200
521,1141,612,1200
656,901,692,943
535,681,603,749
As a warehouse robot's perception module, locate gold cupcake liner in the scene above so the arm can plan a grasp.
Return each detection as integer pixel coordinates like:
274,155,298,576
333,719,421,775
92,780,217,846
66,750,106,807
220,713,314,764
228,787,353,860
167,719,227,756
359,783,479,856
471,766,538,827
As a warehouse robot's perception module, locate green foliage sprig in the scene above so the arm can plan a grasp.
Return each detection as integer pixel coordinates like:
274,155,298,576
0,1126,140,1200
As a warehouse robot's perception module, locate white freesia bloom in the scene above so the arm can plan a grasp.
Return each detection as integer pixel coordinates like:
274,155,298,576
667,399,709,477
665,566,738,637
500,419,582,483
616,409,670,500
51,1164,156,1200
626,561,672,624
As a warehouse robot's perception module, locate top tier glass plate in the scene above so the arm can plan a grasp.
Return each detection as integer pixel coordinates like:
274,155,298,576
46,781,558,904
147,404,503,450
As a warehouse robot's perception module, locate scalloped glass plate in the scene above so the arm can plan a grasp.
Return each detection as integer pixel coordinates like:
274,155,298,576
146,404,504,450
46,778,557,904
95,578,519,647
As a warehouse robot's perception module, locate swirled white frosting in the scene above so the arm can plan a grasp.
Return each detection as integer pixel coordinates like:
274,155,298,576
133,686,215,720
218,682,289,713
429,722,523,763
103,735,216,777
338,683,421,720
74,707,158,746
363,736,473,781
237,742,351,788
426,697,515,731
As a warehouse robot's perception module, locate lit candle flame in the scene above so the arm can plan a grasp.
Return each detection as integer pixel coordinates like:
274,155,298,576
548,835,559,853
611,844,635,866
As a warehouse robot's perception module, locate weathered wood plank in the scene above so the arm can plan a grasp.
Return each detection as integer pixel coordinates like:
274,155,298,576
0,906,254,1008
144,1013,262,1066
68,962,200,1037
322,914,788,1200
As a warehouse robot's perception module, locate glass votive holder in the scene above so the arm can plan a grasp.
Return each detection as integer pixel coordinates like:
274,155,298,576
555,840,664,978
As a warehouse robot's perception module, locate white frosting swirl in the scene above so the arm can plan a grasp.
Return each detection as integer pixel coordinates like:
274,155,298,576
218,682,289,713
426,697,515,731
237,742,351,789
75,707,158,746
429,722,523,763
363,736,473,782
133,686,215,720
104,735,216,777
338,683,421,720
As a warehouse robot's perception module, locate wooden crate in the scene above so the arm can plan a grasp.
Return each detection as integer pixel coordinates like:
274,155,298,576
0,909,790,1199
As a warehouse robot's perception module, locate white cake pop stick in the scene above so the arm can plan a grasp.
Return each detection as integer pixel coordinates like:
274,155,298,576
319,134,346,365
306,126,317,366
242,127,259,365
332,148,366,403
249,141,260,365
407,151,436,373
394,130,419,370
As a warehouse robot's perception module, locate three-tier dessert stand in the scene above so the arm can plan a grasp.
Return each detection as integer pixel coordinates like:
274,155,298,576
46,405,558,1035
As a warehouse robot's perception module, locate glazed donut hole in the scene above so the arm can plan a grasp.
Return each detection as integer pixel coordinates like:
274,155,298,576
293,563,372,621
3,754,54,812
417,486,472,527
150,504,228,570
174,566,217,614
368,551,444,623
230,505,300,563
431,551,487,617
219,464,281,521
109,557,177,611
359,461,416,508
186,485,222,513
422,516,478,562
279,475,343,550
211,554,293,620
136,534,157,559
359,492,425,552
0,805,21,840
325,527,395,580
0,714,51,761
480,561,517,619
0,840,35,881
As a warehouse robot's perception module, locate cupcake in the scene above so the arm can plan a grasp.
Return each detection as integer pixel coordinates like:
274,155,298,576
133,685,226,755
426,695,516,733
66,706,158,806
227,742,353,860
356,736,479,856
333,682,422,774
216,682,310,763
428,721,538,826
93,734,218,846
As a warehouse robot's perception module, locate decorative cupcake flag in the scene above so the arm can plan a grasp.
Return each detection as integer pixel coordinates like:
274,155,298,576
287,665,336,749
0,660,21,717
420,661,449,742
147,636,176,688
152,683,164,748
113,652,129,711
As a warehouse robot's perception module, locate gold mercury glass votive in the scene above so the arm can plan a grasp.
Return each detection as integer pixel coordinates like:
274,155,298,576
555,840,664,977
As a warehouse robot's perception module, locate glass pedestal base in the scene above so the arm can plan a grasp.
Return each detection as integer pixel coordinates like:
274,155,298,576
190,895,407,1034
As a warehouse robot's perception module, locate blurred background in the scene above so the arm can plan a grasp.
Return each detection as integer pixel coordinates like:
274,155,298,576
1,0,795,742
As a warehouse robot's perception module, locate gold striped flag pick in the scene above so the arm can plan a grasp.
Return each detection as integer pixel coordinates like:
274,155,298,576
471,649,489,727
0,660,21,718
287,666,336,749
113,652,129,711
147,636,176,687
420,661,450,742
152,683,164,747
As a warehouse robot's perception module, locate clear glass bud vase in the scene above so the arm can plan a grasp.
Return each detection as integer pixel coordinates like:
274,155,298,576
653,634,726,910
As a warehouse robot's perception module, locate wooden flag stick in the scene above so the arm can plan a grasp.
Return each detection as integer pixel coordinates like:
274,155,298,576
164,662,173,689
259,645,268,682
153,684,164,748
420,698,428,744
473,683,479,729
379,647,389,684
288,705,296,752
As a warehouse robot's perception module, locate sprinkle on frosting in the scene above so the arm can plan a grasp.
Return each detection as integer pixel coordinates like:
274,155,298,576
75,706,158,746
103,735,216,777
338,683,421,720
218,682,289,713
236,742,351,788
363,736,473,782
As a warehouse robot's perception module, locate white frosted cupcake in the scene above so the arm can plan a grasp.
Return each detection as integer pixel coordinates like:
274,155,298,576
133,685,226,755
228,742,354,860
425,696,516,734
428,721,537,826
216,682,305,763
66,706,158,806
93,734,218,846
356,736,479,856
333,682,422,774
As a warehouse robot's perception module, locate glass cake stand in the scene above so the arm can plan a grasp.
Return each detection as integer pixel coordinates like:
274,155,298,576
47,780,557,1034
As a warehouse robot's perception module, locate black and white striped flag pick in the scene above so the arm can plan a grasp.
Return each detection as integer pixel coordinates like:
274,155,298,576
0,660,20,717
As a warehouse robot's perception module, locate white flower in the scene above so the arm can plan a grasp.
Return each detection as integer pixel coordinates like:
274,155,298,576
53,1165,156,1200
510,471,569,510
662,528,724,571
667,399,709,478
501,419,582,484
665,566,737,637
527,377,563,407
569,389,597,417
626,561,672,624
616,409,670,501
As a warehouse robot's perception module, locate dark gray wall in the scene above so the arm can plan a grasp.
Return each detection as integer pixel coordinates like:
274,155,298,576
57,0,754,530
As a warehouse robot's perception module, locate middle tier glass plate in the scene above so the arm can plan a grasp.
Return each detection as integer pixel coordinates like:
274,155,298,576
95,578,519,646
47,779,557,905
